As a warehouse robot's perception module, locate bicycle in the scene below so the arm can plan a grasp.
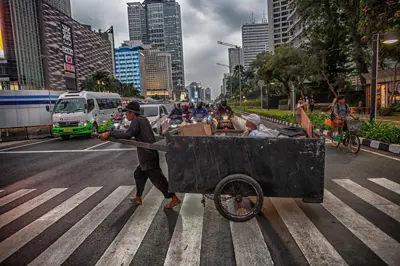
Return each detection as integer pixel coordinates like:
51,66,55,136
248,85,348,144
329,119,363,154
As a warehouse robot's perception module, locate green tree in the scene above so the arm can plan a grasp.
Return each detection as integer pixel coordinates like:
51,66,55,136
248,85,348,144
298,0,368,88
81,71,140,97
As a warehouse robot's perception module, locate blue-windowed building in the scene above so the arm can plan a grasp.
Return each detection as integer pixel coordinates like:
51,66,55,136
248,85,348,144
115,45,145,94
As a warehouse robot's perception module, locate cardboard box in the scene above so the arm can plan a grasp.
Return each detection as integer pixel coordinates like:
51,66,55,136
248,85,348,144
179,123,212,136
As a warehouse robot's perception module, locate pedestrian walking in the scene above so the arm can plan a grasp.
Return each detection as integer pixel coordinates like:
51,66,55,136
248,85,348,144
310,96,315,113
98,101,181,209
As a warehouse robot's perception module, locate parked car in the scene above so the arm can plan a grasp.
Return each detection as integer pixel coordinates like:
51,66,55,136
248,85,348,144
121,104,169,136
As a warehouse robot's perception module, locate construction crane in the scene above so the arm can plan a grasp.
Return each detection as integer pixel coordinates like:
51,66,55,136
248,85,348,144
217,41,240,49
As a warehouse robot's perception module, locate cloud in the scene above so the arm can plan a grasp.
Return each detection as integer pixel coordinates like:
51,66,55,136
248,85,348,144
70,0,268,98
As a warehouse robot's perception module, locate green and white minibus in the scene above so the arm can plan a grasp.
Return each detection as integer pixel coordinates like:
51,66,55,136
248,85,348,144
47,91,122,140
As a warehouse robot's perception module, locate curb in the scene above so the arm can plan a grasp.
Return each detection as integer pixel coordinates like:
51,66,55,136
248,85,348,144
239,111,400,155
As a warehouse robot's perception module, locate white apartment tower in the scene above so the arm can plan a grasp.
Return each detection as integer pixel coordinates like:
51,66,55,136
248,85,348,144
241,14,269,70
267,0,291,52
228,48,241,74
287,0,306,47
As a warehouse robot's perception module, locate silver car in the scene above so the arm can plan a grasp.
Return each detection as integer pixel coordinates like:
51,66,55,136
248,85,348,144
121,104,169,136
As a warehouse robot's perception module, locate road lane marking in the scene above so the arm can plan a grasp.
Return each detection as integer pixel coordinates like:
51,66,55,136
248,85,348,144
230,212,274,266
0,188,67,229
271,198,347,266
0,189,36,207
0,187,101,263
322,190,400,266
333,179,400,222
368,178,400,195
0,139,57,151
95,187,163,266
360,148,400,162
28,186,134,266
84,141,109,150
0,190,3,193
164,194,204,266
0,148,136,154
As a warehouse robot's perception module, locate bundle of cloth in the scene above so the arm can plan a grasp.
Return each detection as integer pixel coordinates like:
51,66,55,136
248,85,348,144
241,114,306,139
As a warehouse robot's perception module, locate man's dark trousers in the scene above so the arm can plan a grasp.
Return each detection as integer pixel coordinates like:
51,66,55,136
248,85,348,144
134,166,174,198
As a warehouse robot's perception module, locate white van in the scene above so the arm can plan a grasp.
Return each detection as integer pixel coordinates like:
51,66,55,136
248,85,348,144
47,91,122,140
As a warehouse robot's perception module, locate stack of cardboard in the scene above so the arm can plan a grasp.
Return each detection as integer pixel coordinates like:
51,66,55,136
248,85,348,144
178,123,212,136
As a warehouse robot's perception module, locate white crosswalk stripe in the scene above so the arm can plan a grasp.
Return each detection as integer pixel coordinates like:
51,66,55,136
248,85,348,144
271,198,347,266
164,193,204,266
95,187,163,266
0,187,101,263
0,188,67,229
333,179,400,222
322,190,400,266
368,178,400,195
0,180,399,266
0,189,36,207
29,186,135,266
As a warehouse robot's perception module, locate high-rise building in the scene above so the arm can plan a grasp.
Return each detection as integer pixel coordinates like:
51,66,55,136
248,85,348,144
44,0,71,16
142,45,172,97
287,0,306,47
241,17,269,69
267,0,291,52
127,0,185,95
0,0,114,91
205,87,211,101
228,48,241,74
127,2,147,42
115,43,145,94
222,73,230,95
163,0,185,94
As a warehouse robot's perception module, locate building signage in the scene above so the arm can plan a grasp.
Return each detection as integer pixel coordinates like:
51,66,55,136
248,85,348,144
65,55,73,64
64,63,75,73
61,23,75,73
62,46,73,56
61,24,72,46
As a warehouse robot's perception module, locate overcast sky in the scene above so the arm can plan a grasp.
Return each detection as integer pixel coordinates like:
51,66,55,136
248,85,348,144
71,0,268,98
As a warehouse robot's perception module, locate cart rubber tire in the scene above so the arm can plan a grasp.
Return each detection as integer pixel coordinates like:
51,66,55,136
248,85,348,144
214,174,264,222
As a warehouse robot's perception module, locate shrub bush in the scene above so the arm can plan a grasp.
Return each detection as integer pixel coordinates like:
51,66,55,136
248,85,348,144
362,121,400,144
379,107,394,116
229,100,261,107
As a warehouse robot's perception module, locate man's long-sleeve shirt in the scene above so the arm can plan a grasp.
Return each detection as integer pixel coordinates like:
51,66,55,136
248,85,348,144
109,115,159,170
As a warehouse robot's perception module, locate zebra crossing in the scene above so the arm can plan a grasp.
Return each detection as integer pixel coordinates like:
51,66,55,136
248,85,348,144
0,178,399,266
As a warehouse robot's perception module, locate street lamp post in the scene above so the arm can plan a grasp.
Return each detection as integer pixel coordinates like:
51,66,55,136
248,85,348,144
217,41,242,107
370,32,399,121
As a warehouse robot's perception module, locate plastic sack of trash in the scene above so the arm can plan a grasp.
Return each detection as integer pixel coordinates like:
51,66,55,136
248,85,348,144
254,124,282,138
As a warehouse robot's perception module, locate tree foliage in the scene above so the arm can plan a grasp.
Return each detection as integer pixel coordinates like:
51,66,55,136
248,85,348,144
81,71,142,98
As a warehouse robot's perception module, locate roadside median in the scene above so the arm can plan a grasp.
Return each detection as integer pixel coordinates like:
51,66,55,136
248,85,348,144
0,126,53,142
234,107,400,155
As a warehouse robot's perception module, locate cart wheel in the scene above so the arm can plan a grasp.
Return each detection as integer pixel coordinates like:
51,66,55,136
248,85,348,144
214,174,264,222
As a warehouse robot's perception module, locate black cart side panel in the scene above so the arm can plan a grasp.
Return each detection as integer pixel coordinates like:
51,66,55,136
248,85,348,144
166,136,325,200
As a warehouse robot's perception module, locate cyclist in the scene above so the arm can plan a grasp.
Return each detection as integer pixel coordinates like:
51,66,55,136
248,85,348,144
331,95,358,135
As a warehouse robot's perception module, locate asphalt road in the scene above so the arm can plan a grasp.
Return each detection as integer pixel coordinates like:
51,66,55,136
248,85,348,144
0,121,399,266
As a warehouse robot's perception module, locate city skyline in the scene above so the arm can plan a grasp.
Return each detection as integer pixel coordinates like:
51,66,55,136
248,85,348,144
70,0,269,98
